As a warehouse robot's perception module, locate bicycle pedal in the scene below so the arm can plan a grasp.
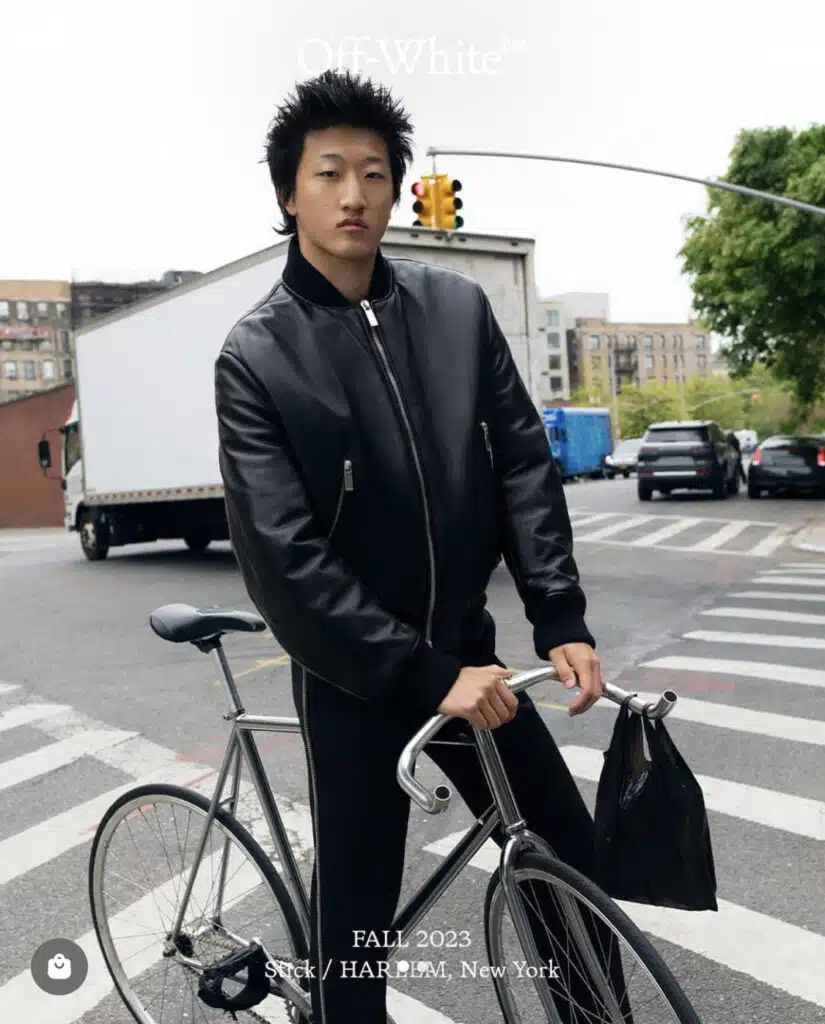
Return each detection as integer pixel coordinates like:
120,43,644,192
197,942,271,1014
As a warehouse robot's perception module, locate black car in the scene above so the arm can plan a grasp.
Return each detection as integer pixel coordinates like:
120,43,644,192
748,435,825,498
636,420,741,501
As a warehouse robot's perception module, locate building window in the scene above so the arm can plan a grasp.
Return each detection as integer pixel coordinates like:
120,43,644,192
550,376,564,391
547,331,561,348
546,309,559,327
42,359,55,379
695,334,706,349
588,334,600,350
60,330,71,351
56,302,67,319
661,334,667,345
24,360,37,380
17,301,29,320
697,354,707,368
644,335,653,349
4,361,18,379
645,355,654,370
591,354,601,367
63,359,73,380
37,301,49,316
39,338,54,352
548,355,562,371
0,300,8,322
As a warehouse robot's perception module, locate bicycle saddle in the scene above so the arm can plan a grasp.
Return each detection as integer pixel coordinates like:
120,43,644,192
149,603,267,644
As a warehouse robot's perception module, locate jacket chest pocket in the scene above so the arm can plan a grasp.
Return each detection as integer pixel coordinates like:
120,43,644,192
328,458,355,540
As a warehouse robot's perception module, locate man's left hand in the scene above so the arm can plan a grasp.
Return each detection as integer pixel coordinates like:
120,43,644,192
549,643,604,716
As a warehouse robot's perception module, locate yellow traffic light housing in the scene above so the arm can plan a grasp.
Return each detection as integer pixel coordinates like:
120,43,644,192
411,178,436,228
434,175,464,230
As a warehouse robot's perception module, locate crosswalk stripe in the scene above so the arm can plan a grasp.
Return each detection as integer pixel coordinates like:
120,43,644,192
0,729,136,793
571,513,617,529
0,683,21,695
0,703,71,734
702,606,825,626
779,563,825,571
593,689,825,746
751,575,825,587
730,590,825,603
628,518,701,547
685,629,825,651
746,526,794,557
421,833,825,1009
687,520,750,551
560,745,825,839
575,515,655,541
640,654,825,689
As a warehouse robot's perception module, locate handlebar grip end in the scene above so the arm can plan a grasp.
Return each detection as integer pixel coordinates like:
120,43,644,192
432,784,452,814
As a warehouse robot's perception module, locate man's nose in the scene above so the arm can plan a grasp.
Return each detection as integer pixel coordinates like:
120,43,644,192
340,174,366,209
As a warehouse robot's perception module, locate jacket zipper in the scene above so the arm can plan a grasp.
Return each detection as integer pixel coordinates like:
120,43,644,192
481,421,494,469
360,299,437,645
327,459,353,539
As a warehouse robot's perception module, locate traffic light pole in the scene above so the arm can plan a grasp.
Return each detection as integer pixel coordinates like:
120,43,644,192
425,147,825,218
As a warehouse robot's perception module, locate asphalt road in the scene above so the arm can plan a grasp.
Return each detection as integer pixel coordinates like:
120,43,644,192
1,474,824,1022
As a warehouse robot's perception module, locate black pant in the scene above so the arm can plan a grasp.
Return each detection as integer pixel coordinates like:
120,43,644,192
291,614,625,1023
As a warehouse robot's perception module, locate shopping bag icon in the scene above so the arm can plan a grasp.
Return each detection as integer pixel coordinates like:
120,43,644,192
47,953,72,980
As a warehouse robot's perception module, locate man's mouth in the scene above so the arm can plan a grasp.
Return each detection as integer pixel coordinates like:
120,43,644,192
338,219,367,230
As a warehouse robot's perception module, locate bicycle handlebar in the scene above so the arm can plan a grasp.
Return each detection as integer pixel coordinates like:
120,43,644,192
396,667,677,814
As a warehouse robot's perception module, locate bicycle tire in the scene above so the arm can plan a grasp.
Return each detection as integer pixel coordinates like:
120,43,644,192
483,850,702,1024
88,783,309,1023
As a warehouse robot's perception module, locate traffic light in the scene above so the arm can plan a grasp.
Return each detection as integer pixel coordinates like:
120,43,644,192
434,176,464,230
411,178,436,227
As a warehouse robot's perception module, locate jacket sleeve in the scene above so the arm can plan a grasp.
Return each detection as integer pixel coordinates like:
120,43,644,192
214,347,462,711
480,294,596,659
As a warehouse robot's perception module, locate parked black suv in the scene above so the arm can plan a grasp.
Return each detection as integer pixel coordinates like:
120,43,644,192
637,420,741,501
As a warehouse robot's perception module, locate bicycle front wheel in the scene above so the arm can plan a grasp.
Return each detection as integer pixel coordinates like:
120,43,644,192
484,851,701,1024
89,783,309,1023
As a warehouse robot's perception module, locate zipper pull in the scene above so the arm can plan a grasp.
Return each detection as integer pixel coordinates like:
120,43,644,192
344,459,354,491
481,422,494,465
360,299,378,327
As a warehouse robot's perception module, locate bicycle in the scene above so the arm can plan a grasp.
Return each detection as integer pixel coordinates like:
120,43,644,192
89,602,701,1023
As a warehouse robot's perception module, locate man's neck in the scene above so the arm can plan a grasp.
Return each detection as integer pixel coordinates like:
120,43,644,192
296,231,376,305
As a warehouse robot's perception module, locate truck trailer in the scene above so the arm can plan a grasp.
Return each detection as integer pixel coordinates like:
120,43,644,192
542,406,613,481
38,227,545,560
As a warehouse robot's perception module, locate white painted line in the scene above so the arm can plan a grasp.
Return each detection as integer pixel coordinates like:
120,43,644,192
779,563,825,571
422,833,825,1009
387,988,463,1024
628,518,702,547
730,591,825,603
576,515,656,542
593,689,825,746
641,654,825,690
747,526,794,557
702,607,825,626
0,729,136,793
688,520,750,552
570,513,617,529
0,703,71,734
685,629,825,651
751,576,825,587
0,683,21,695
560,745,825,840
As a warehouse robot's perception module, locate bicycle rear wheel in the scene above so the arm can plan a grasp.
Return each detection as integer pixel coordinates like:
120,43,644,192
89,783,309,1022
484,851,701,1023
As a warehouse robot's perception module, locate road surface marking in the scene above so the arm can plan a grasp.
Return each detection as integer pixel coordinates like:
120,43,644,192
560,745,825,840
640,654,825,690
685,629,825,651
575,515,656,542
0,729,136,793
0,683,21,695
422,833,825,1009
688,520,750,551
570,513,617,529
593,688,825,746
778,563,825,571
0,703,71,734
730,590,825,603
702,606,825,626
628,518,702,546
750,575,825,588
747,526,795,557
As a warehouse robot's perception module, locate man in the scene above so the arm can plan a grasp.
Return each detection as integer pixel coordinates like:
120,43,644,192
215,69,605,1023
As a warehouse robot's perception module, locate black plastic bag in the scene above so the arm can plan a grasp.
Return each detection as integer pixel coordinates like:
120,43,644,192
593,697,718,911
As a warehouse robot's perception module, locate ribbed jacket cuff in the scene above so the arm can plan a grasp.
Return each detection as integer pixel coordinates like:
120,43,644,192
533,610,596,661
401,640,463,716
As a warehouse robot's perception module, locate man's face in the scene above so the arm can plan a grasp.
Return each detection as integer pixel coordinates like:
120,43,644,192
285,125,394,261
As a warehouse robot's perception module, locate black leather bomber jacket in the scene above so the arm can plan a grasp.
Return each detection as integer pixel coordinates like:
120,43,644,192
214,235,594,716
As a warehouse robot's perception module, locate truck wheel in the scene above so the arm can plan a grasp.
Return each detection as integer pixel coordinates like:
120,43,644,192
183,533,211,553
79,512,110,561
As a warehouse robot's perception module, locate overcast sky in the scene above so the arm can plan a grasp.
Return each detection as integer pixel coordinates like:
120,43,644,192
3,0,822,322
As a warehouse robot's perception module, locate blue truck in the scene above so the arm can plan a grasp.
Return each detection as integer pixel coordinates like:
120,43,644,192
542,406,613,481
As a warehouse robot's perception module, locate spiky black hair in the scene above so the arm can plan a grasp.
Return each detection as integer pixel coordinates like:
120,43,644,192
264,68,415,235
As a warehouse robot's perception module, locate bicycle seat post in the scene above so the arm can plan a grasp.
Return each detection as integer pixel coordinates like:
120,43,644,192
193,636,245,719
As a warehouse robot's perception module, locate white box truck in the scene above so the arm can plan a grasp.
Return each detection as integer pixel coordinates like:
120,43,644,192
38,227,544,560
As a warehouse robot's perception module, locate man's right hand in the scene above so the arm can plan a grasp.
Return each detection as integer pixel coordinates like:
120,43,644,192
437,665,519,730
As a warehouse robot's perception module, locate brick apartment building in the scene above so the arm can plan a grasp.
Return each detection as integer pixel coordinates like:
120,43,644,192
0,280,74,404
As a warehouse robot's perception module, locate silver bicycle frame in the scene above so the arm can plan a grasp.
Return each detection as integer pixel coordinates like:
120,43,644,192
168,638,677,1021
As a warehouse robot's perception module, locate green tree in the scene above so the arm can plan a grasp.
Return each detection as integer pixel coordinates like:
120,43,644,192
616,381,681,437
680,125,825,421
683,373,749,429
